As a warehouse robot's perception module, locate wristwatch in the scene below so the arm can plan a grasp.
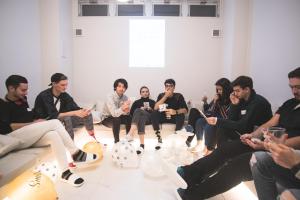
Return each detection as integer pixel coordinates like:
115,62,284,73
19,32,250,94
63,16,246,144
176,110,178,115
291,162,300,178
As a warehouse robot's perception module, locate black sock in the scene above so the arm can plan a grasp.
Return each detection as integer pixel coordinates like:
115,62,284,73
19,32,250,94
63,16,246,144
137,144,144,155
155,131,162,143
73,150,87,162
61,169,72,179
61,169,84,184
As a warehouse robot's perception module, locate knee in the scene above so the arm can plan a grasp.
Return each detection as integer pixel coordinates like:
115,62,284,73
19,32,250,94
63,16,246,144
49,119,64,129
250,151,271,169
44,130,60,140
61,116,72,123
85,113,93,120
196,118,206,126
189,108,199,116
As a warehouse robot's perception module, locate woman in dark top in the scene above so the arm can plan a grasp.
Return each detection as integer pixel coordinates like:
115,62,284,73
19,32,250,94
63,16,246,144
126,86,155,154
186,78,232,155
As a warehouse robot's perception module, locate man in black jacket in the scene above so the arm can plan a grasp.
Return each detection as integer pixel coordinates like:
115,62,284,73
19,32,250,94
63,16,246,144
206,76,273,146
151,79,188,150
34,73,96,140
164,76,273,200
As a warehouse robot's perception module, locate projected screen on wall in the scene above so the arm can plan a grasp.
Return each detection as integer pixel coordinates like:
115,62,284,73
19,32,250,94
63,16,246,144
129,19,165,68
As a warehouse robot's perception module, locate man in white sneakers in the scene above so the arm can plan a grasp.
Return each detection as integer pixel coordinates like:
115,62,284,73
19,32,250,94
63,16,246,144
0,75,98,187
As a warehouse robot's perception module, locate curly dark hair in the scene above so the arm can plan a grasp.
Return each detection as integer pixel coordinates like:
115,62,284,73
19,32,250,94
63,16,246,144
215,78,232,105
113,78,128,90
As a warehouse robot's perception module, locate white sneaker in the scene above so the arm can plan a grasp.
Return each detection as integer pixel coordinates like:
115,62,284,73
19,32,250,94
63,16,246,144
125,133,134,142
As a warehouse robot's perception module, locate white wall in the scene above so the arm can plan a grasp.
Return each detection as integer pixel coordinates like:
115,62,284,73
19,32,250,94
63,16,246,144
0,0,42,106
222,0,251,79
249,0,300,108
72,3,223,104
1,0,299,109
40,0,73,90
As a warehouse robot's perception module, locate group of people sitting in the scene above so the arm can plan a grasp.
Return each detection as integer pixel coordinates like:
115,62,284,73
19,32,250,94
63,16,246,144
0,67,300,200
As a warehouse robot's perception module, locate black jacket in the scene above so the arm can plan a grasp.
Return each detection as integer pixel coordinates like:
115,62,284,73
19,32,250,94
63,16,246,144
216,90,272,133
33,88,80,119
130,97,156,116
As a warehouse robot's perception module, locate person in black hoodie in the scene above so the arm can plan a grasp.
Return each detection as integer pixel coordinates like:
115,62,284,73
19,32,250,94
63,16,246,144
151,79,188,150
126,86,155,154
206,76,273,146
33,73,96,141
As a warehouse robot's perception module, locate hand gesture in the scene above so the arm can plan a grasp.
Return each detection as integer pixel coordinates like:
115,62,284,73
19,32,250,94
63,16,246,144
213,94,220,103
240,133,252,144
164,88,173,98
230,92,239,105
74,109,89,118
206,117,217,125
165,108,176,116
202,96,208,103
269,143,300,169
121,100,131,114
245,138,265,150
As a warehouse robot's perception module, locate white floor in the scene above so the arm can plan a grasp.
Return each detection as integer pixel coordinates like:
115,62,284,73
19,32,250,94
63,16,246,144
43,127,258,200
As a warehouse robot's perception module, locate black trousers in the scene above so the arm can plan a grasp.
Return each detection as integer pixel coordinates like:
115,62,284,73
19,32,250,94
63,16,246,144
216,127,241,147
101,115,132,143
185,152,253,199
182,140,255,199
150,110,185,131
186,108,202,143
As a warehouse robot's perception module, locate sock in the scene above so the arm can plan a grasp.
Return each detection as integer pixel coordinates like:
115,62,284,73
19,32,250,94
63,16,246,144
137,144,145,154
72,150,87,162
155,131,162,143
61,169,84,184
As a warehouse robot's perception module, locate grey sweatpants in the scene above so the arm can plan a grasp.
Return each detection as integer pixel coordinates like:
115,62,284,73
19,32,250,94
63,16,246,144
60,114,94,139
131,108,151,134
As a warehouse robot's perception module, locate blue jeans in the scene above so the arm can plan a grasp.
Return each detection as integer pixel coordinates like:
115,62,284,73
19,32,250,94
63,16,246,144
251,151,300,200
194,118,217,150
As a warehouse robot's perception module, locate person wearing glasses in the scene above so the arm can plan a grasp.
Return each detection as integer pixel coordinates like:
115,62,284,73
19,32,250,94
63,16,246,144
151,79,188,150
126,86,156,154
33,73,96,141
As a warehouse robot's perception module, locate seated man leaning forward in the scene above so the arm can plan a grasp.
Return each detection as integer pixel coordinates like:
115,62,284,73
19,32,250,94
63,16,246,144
161,68,300,200
126,86,156,154
100,78,132,143
151,78,188,150
33,73,97,141
0,75,98,187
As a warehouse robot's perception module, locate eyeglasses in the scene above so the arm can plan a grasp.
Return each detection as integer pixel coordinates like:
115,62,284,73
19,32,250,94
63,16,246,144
289,85,300,90
165,84,174,88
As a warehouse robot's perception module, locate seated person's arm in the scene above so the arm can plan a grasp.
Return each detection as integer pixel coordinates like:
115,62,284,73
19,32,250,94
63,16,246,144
285,136,300,150
154,94,168,110
106,95,128,117
251,114,281,138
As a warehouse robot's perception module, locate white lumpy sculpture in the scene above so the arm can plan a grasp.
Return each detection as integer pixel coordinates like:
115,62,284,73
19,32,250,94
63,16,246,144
111,140,139,168
161,129,195,166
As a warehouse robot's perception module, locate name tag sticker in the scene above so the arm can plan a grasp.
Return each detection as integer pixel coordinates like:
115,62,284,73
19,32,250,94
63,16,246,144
241,110,246,115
